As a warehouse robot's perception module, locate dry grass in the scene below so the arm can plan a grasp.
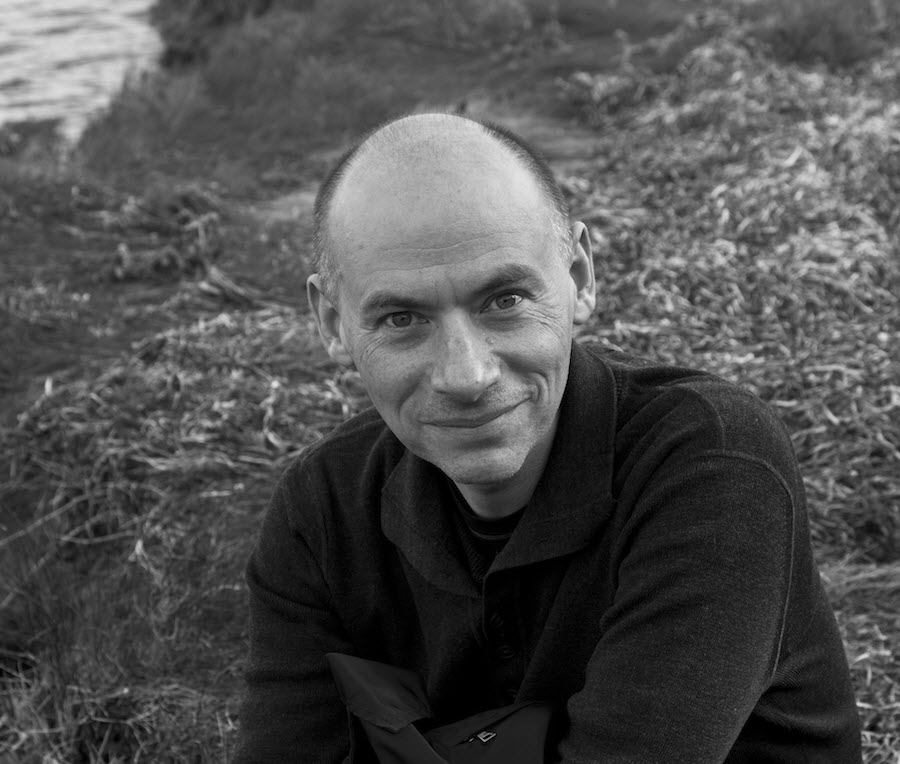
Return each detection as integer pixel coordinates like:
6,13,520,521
824,562,900,761
151,0,554,63
2,3,899,760
0,297,369,759
756,0,898,70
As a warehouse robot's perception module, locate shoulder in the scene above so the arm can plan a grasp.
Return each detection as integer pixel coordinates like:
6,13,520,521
579,343,797,479
272,406,405,531
295,405,398,467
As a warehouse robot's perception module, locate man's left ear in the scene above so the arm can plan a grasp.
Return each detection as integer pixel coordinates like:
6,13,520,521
570,221,596,325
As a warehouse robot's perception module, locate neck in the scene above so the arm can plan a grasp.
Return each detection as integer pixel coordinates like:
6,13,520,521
455,478,537,520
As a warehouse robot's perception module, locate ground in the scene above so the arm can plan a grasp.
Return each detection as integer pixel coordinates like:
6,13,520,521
1,1,899,761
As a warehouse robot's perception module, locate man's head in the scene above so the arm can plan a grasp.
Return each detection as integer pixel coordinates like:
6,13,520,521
307,113,595,515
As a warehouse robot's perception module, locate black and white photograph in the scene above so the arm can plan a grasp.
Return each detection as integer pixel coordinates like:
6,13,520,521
1,1,898,761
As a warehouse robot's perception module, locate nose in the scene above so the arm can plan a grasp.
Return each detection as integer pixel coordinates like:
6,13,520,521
430,315,500,402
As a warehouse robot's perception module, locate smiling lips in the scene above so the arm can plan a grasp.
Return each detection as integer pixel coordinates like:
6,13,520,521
424,401,523,429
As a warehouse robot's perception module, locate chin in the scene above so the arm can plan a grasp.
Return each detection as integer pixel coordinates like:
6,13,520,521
433,450,527,488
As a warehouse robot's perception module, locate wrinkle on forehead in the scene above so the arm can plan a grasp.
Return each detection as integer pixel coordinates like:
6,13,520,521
338,216,561,289
352,242,512,276
365,228,523,258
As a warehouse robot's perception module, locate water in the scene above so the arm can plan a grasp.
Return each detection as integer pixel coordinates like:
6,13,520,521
0,0,161,141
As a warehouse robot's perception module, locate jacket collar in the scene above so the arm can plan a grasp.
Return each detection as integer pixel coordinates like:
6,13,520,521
380,342,617,594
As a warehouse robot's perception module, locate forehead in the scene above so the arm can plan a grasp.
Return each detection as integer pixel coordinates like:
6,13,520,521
338,213,560,319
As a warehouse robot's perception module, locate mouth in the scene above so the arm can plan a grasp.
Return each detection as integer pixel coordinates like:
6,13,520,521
425,402,522,429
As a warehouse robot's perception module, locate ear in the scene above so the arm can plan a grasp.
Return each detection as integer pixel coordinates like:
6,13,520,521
307,274,354,367
569,221,596,325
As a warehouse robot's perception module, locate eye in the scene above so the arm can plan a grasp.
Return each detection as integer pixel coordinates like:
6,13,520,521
487,293,523,311
384,311,415,329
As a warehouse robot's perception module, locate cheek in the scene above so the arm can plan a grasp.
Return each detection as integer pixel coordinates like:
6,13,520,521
353,342,422,406
507,310,574,361
504,318,573,389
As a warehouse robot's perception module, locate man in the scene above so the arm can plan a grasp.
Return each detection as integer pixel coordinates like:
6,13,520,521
235,113,861,762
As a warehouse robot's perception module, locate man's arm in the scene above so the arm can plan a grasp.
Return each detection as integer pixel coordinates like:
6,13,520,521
556,451,854,762
234,477,353,763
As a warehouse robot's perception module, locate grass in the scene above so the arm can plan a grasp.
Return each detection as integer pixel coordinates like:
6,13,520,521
151,0,552,63
825,561,900,761
2,0,900,760
76,9,411,193
756,0,897,69
0,305,365,759
77,0,567,193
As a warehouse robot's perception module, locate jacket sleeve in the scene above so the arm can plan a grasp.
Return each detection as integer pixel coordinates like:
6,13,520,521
556,451,800,763
233,471,354,763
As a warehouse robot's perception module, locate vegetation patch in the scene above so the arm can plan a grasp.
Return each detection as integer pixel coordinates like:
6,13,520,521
756,0,897,70
2,2,899,760
76,11,413,192
150,0,555,64
0,303,368,759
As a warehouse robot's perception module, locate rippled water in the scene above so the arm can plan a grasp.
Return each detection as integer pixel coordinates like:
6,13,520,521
0,0,160,140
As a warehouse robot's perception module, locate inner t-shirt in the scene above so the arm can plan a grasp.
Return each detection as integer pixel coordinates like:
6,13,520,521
449,483,525,585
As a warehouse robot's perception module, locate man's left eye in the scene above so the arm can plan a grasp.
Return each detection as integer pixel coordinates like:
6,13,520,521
488,293,523,311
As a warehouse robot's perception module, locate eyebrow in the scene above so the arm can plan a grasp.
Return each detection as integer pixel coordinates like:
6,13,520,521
358,262,545,316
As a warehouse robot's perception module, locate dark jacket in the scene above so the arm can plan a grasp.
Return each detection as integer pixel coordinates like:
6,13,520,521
235,343,861,763
326,652,554,762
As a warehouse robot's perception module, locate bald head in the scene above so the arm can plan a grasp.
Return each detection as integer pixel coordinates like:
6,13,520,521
312,113,570,301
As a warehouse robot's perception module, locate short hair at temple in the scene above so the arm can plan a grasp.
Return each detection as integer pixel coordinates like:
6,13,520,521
311,113,572,301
